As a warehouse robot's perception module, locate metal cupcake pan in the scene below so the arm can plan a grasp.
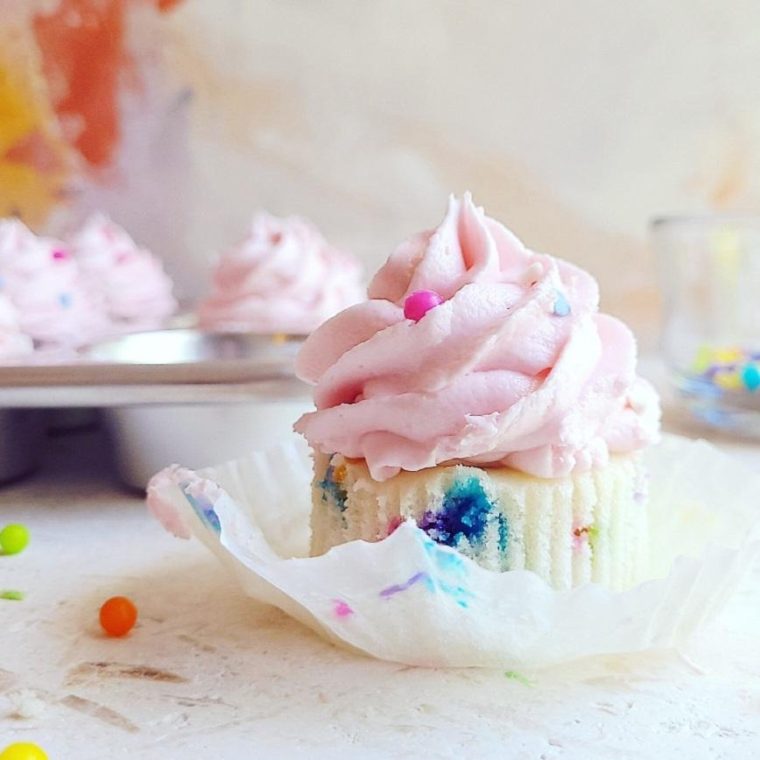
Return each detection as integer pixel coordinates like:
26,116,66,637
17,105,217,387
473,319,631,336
0,329,306,401
0,329,312,488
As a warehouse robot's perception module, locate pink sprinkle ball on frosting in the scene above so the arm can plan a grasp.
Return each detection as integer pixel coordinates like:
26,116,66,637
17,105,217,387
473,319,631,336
403,289,443,321
51,249,68,261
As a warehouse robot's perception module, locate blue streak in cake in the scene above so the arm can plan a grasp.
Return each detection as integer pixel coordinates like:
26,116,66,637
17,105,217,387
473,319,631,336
318,461,348,512
420,477,508,556
497,512,509,554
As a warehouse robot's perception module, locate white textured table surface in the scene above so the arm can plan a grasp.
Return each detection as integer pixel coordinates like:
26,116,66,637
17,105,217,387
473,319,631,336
1,427,759,760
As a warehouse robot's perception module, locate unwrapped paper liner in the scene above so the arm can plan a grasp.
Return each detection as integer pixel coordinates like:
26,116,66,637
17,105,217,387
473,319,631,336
147,435,760,669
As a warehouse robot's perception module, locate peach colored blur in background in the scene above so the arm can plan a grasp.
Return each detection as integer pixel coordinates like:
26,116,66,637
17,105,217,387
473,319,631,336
3,1,760,343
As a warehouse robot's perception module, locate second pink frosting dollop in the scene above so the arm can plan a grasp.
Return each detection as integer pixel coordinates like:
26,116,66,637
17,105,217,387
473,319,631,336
70,214,177,333
295,194,660,481
197,212,364,335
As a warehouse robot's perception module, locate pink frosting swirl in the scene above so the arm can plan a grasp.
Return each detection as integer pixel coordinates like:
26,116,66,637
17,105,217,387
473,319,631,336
0,220,105,350
197,212,364,334
295,194,660,481
70,214,177,332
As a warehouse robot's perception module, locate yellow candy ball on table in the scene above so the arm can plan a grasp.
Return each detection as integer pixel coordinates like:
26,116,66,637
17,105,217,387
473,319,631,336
0,743,48,760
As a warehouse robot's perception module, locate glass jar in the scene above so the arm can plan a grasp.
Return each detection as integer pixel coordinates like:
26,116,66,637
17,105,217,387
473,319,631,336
652,215,760,436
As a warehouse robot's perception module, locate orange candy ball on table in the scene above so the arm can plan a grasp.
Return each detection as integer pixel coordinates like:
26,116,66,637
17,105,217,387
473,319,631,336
99,596,138,637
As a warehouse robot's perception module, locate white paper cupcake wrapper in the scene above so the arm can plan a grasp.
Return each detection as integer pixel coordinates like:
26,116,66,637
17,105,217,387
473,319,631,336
147,435,760,669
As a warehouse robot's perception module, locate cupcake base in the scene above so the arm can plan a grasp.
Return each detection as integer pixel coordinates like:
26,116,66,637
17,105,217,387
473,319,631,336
310,452,649,590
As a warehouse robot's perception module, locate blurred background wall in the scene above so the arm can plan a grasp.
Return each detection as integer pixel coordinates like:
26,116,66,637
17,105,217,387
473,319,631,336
4,0,760,342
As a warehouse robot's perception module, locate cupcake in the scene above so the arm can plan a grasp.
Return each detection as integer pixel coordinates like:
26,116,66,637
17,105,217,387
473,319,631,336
294,194,660,591
0,292,33,361
70,213,177,334
0,219,104,352
197,212,364,334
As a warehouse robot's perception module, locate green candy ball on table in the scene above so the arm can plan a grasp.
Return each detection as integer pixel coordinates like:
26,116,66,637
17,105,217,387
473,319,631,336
0,524,30,555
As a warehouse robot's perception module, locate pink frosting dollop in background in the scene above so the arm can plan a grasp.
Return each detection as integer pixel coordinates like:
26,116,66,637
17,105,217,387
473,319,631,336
0,219,105,351
295,194,660,481
0,292,34,361
70,214,177,333
197,212,365,335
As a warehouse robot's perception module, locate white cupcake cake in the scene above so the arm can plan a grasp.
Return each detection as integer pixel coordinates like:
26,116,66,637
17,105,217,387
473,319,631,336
295,195,660,591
